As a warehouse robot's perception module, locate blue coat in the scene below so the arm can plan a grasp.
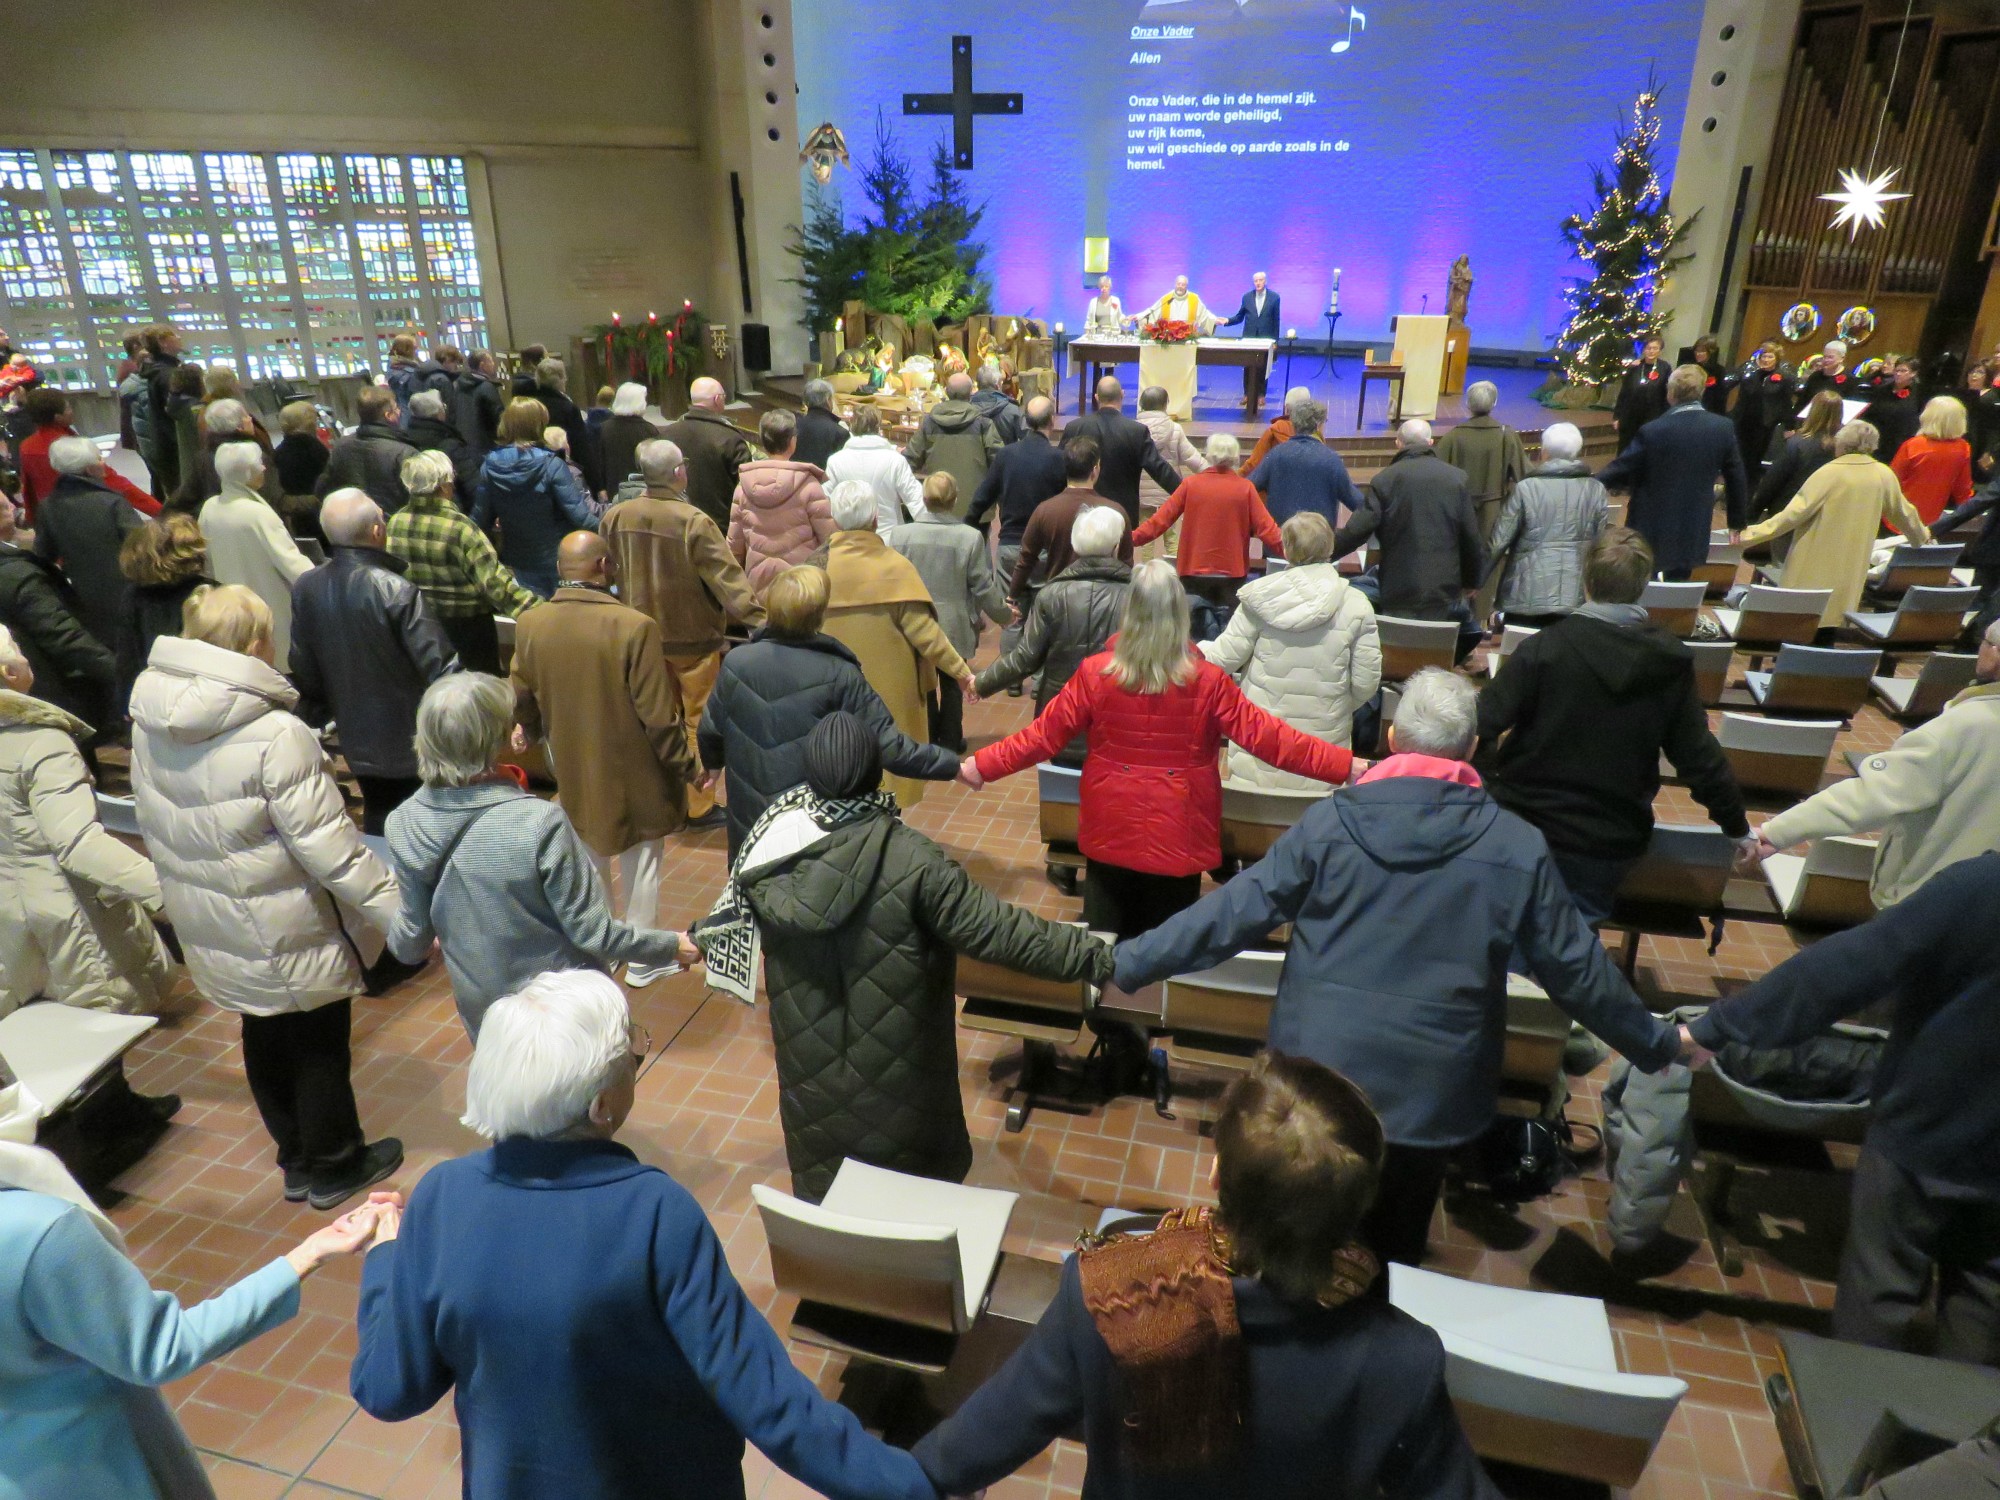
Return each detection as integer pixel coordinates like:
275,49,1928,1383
913,1253,1497,1500
1113,773,1680,1147
1221,288,1282,340
472,445,598,597
1594,403,1748,574
1250,435,1362,527
351,1137,933,1500
0,1191,298,1500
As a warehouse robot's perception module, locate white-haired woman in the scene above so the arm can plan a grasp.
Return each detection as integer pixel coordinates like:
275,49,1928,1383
969,559,1353,941
0,623,172,1017
1889,394,1974,527
383,672,695,1037
794,376,851,469
197,440,313,660
350,968,936,1500
0,1074,392,1500
1202,512,1380,789
596,381,661,498
820,479,973,804
1742,419,1932,630
1481,421,1609,625
1131,430,1282,610
130,584,404,1209
180,394,285,511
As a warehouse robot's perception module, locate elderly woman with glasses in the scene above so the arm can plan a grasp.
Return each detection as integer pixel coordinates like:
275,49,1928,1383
351,968,934,1500
383,672,694,1037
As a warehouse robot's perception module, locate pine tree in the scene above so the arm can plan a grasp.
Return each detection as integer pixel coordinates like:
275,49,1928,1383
786,116,992,330
1548,77,1698,392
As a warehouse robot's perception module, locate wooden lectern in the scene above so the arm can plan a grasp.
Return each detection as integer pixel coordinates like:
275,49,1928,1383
1390,313,1450,420
1443,319,1471,396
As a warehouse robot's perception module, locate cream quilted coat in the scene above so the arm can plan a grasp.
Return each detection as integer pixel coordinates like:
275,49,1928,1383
128,636,398,1016
0,690,171,1015
1200,563,1381,789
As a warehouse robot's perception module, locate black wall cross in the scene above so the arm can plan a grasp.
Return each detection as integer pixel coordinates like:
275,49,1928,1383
902,35,1022,169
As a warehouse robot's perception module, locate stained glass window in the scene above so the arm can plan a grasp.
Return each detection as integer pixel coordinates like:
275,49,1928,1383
0,148,488,386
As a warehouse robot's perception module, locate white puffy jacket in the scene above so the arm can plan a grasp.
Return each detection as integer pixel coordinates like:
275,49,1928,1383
128,636,399,1016
1200,563,1381,790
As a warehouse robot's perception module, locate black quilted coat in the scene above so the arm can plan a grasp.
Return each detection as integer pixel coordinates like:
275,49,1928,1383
741,809,1113,1201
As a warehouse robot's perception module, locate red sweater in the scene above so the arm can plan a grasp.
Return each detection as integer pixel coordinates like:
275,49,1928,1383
18,423,162,526
1132,470,1284,578
975,649,1352,875
1889,434,1973,527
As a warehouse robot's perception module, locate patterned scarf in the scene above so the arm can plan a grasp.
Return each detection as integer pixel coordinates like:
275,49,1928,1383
690,781,899,1004
1076,1206,1379,1471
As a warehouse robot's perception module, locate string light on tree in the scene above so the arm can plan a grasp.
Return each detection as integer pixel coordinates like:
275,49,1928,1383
1545,75,1697,391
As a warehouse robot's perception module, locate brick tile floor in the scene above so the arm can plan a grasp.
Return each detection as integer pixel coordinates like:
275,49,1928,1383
89,617,1933,1499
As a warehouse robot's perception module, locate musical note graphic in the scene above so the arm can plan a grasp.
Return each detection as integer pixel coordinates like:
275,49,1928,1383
1330,5,1365,52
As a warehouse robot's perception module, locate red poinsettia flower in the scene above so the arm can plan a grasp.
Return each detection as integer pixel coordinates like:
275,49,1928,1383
1141,319,1195,345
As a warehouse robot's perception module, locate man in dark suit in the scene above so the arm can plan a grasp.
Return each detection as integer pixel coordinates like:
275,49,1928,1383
1062,376,1183,527
1596,364,1748,580
1334,418,1484,657
1219,272,1282,412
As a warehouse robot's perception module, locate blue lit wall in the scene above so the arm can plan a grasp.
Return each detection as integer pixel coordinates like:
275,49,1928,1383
793,0,1704,352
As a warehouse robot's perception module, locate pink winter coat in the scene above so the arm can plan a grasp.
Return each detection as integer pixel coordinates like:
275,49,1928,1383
727,459,834,593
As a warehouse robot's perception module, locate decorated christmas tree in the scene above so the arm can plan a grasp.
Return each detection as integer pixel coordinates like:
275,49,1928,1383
787,115,992,331
1545,76,1698,397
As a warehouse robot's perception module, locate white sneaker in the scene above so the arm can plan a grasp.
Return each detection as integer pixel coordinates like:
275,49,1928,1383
624,961,682,987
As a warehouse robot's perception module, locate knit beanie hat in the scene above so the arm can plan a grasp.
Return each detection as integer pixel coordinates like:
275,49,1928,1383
803,710,882,799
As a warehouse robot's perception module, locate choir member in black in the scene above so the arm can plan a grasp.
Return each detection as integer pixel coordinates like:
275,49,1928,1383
1957,364,2000,476
1731,342,1793,482
1691,335,1731,414
1860,356,1925,461
1798,339,1862,403
1613,335,1669,452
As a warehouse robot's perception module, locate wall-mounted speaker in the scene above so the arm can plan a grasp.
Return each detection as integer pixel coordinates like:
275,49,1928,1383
741,323,773,371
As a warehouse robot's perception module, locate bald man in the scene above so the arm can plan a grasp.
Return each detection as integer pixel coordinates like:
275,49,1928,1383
290,487,459,831
510,531,698,985
1063,376,1183,525
660,375,752,531
906,370,1002,514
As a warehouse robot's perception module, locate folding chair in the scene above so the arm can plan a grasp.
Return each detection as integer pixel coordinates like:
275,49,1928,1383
1866,541,1964,600
956,940,1099,1133
1761,836,1877,929
1485,622,1540,679
1871,650,1978,722
1159,950,1283,1079
1741,645,1881,719
1389,1265,1688,1489
1603,823,1738,977
1717,713,1843,797
1685,639,1735,706
1712,585,1832,658
1036,763,1083,893
1376,616,1459,683
1845,585,1979,649
1690,531,1744,598
753,1160,1018,1374
1219,784,1327,863
1638,579,1705,638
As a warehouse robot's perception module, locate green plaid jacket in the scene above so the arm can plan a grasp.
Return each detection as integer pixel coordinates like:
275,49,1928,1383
386,494,541,621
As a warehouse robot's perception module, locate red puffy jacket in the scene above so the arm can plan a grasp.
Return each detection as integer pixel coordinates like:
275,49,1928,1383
975,649,1353,875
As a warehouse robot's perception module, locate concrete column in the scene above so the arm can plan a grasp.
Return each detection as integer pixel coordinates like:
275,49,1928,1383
1654,0,1802,355
696,0,809,386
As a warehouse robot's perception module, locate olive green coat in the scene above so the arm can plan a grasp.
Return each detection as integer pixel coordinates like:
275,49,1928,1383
742,809,1113,1201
